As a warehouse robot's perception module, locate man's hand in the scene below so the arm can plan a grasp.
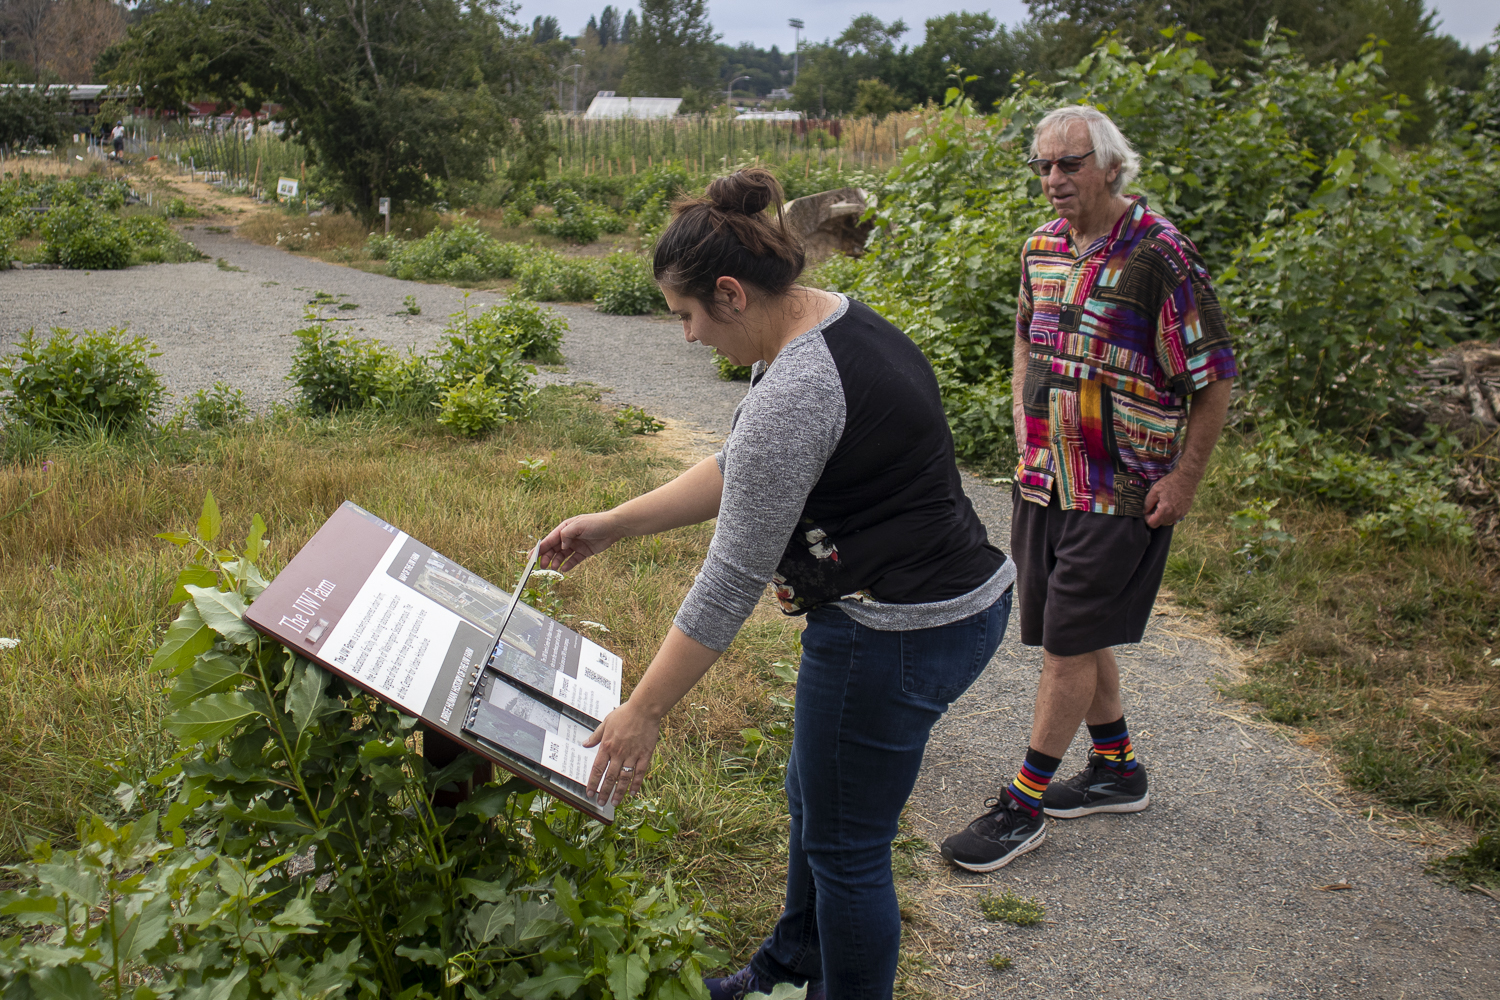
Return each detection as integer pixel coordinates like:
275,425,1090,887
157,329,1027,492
1143,468,1200,528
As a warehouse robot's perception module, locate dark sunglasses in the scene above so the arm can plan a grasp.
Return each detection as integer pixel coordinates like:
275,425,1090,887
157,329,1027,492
1026,149,1095,176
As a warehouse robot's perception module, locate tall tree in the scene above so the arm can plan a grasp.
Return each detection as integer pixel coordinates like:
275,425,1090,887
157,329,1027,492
909,12,1025,108
620,0,716,97
598,5,618,46
108,0,552,209
620,8,636,44
531,14,559,43
45,0,127,82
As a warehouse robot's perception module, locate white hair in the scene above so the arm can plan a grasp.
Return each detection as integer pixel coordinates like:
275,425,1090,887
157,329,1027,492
1030,105,1140,195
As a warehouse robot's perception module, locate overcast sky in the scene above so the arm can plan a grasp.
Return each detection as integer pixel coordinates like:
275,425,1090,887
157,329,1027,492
519,0,1498,52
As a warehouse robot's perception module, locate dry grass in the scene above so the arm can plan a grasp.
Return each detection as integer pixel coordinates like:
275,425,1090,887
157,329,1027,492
0,391,808,949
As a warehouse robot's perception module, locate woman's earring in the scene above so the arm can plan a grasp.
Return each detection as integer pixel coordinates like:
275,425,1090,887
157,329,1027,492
733,306,740,313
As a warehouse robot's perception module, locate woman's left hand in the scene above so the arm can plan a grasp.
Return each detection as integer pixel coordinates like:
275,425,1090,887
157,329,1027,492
583,699,662,805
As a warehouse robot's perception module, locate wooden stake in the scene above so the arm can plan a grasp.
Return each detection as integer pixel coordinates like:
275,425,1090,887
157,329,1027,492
252,155,262,198
631,155,637,174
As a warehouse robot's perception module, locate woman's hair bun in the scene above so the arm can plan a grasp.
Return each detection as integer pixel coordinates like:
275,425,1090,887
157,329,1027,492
706,167,783,216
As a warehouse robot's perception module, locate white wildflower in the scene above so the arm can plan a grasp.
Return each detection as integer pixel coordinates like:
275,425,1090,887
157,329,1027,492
578,621,610,633
530,569,564,581
0,637,19,650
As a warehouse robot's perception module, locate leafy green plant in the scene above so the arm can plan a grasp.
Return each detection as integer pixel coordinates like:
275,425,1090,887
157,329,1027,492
516,252,600,302
712,350,752,381
1240,420,1473,545
455,297,568,363
0,326,164,430
41,201,132,270
1229,498,1296,568
978,889,1045,926
404,293,422,315
186,380,248,429
614,405,665,435
0,494,724,997
595,251,663,315
124,216,203,263
517,456,549,484
287,321,391,413
437,371,509,436
987,954,1013,971
163,196,198,219
385,222,528,282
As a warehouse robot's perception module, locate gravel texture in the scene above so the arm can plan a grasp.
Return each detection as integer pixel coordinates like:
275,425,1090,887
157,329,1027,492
0,228,746,429
4,235,1496,997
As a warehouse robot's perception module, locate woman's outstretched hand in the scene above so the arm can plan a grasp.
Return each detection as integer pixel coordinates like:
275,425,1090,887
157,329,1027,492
538,512,624,572
583,700,661,805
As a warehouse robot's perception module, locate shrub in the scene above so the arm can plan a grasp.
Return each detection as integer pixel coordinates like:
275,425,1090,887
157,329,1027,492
595,251,663,315
457,297,568,362
163,195,197,218
0,326,164,429
433,316,540,429
437,371,510,436
40,201,132,270
1241,420,1474,545
186,380,247,429
385,221,527,281
516,251,600,301
122,215,203,264
0,501,722,998
286,323,391,413
374,347,442,410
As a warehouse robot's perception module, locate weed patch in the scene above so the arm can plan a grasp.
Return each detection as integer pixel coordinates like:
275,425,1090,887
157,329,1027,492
978,889,1045,926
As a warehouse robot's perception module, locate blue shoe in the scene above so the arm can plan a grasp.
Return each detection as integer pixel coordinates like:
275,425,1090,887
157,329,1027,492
704,966,824,1000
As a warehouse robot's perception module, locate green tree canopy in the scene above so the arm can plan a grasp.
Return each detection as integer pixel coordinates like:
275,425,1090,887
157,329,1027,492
620,0,719,97
108,0,552,211
0,83,71,149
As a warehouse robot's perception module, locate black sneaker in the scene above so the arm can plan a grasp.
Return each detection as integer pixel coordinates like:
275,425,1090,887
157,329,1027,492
940,796,1047,872
1041,752,1150,819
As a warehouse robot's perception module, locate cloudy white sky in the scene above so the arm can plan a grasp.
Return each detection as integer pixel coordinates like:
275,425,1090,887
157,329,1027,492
520,0,1498,51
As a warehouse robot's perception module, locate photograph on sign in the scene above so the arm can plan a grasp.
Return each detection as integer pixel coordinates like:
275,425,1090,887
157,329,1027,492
277,178,299,198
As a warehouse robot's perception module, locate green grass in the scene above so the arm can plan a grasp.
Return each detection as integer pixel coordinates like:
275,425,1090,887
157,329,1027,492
978,889,1046,926
1168,434,1500,887
0,388,807,967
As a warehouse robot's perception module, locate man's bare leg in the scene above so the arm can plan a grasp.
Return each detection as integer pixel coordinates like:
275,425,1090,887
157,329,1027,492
1030,647,1121,758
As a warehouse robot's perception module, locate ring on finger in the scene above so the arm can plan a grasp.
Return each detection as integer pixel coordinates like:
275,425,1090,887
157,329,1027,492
619,766,634,774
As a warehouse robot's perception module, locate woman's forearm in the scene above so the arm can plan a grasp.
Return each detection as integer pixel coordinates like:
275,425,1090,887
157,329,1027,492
611,455,724,537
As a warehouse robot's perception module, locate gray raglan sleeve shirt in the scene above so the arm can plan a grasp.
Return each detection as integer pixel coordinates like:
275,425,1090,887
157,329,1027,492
672,322,848,652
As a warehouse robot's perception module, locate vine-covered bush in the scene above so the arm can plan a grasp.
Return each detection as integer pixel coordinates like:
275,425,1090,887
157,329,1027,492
0,499,722,998
0,326,164,429
595,251,663,315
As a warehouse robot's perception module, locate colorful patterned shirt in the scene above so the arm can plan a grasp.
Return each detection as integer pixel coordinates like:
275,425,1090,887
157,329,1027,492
1015,198,1238,517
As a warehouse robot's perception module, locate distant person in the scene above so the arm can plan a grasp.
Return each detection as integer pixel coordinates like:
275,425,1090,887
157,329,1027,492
939,105,1238,872
538,167,1015,1000
111,121,125,159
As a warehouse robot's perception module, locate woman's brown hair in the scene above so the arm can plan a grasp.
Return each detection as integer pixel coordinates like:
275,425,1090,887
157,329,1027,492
652,167,806,317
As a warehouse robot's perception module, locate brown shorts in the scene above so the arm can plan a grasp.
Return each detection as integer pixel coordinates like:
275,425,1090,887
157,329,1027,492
1011,487,1173,656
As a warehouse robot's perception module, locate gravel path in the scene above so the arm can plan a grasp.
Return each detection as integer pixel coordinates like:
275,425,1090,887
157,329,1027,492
4,237,1496,997
0,229,745,429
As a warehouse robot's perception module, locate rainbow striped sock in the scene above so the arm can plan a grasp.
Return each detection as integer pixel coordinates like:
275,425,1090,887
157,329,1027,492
1088,717,1137,773
1006,747,1062,817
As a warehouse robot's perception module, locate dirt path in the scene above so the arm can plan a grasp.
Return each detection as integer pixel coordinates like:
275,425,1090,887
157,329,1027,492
4,232,1496,998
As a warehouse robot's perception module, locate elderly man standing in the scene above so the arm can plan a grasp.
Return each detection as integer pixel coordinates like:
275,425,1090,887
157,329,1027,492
940,105,1238,872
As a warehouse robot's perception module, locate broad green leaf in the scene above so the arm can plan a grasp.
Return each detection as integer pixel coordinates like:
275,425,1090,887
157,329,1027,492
198,491,222,544
746,985,808,1000
465,898,516,943
101,893,171,965
606,953,648,1000
170,966,247,1000
358,738,407,763
270,896,324,932
164,691,260,744
301,939,361,997
393,893,444,938
185,584,258,646
149,603,214,674
169,651,251,710
26,964,103,1000
513,963,589,1000
34,862,101,907
287,658,332,739
245,512,269,561
395,943,447,967
170,565,220,603
456,877,513,903
154,530,193,548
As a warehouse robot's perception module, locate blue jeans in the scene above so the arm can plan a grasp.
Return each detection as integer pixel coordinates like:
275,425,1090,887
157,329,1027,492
749,591,1011,1000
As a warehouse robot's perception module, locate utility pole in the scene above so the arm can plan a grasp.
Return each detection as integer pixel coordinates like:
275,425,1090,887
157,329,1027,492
789,19,803,86
726,75,750,108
